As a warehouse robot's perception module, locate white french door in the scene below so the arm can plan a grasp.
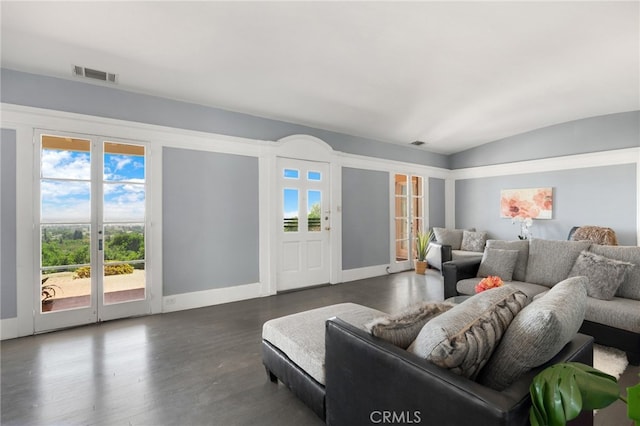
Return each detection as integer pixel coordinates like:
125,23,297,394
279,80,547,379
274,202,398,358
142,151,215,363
393,174,425,271
35,130,150,332
277,158,330,291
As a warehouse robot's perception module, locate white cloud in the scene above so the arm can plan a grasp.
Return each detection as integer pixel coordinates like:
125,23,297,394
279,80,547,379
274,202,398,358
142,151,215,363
41,149,90,180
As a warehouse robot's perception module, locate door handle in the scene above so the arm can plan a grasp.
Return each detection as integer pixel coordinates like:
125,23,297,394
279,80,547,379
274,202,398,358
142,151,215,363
99,239,103,251
325,227,331,231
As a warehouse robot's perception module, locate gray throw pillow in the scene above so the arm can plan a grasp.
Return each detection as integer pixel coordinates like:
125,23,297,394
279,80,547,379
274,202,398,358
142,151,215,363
433,227,475,250
589,245,640,301
478,276,588,390
407,286,528,379
365,302,454,349
477,248,519,282
485,240,530,282
568,250,633,300
461,230,488,252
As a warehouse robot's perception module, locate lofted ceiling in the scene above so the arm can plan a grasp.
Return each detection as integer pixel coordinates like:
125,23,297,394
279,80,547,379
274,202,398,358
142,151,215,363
1,1,638,154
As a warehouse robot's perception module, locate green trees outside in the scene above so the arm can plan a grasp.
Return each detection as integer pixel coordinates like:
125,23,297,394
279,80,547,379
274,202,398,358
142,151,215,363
42,226,144,268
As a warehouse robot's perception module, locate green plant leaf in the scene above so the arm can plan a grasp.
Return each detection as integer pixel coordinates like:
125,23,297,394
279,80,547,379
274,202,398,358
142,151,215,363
628,382,640,423
530,362,620,426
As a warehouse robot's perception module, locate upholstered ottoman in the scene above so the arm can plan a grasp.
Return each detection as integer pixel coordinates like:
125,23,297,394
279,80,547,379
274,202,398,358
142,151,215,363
262,303,384,420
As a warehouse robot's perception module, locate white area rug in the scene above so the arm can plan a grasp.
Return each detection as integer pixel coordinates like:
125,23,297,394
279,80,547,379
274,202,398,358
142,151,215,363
593,344,628,379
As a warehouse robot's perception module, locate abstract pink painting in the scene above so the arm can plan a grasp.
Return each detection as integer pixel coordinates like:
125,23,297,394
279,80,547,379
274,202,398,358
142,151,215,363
500,187,553,219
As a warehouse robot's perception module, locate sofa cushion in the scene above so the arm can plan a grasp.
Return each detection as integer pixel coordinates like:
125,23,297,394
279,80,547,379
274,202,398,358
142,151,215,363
408,286,528,379
585,296,640,334
525,239,592,287
588,245,640,301
568,250,633,300
477,248,519,281
485,240,530,282
433,227,475,250
365,302,454,349
478,277,587,390
262,303,385,385
461,230,488,252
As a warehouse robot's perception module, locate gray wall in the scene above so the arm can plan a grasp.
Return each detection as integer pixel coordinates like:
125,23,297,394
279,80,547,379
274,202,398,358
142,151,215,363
1,129,17,319
1,68,448,168
450,111,640,169
428,178,446,229
163,148,259,295
342,167,390,270
455,164,637,245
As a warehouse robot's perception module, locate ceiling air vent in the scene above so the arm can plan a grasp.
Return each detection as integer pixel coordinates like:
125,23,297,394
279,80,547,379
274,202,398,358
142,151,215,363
72,65,118,84
410,140,426,146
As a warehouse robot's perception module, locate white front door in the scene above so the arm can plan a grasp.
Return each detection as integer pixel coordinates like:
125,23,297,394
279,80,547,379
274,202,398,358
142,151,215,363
277,158,330,291
35,130,151,332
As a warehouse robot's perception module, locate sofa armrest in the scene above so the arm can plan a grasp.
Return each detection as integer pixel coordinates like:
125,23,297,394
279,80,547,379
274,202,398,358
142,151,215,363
442,257,482,298
325,318,594,426
425,242,453,271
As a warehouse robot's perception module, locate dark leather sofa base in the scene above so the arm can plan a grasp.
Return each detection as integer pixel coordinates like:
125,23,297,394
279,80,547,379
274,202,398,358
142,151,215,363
580,320,640,365
261,339,326,420
325,318,593,426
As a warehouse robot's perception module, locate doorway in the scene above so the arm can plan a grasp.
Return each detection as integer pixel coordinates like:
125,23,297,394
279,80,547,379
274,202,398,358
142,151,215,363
277,158,331,291
393,174,425,271
35,130,150,332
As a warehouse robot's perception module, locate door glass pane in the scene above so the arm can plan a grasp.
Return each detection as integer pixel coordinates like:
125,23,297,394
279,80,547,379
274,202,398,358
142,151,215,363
104,142,145,182
283,188,299,232
395,196,407,218
41,224,91,313
41,180,91,222
396,239,408,261
307,171,321,181
103,183,146,222
104,225,145,262
395,174,407,196
41,136,91,180
412,176,423,197
103,263,146,305
307,190,321,232
284,169,299,179
395,219,408,240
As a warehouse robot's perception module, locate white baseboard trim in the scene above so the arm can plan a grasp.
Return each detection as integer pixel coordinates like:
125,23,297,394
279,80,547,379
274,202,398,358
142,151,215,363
341,265,389,283
1,317,19,341
162,282,262,313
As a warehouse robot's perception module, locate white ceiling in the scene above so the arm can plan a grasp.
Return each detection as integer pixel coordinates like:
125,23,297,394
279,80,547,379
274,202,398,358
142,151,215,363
1,1,638,154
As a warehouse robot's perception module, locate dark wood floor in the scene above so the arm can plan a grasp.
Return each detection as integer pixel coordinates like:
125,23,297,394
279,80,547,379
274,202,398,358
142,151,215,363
1,271,637,425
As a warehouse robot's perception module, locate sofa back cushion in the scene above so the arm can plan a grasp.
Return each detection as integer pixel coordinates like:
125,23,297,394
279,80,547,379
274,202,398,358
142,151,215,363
588,244,640,301
478,276,587,390
407,286,528,380
485,240,530,281
433,227,475,250
525,239,591,287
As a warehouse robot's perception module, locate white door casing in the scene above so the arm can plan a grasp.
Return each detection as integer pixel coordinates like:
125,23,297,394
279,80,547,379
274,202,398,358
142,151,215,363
274,135,334,291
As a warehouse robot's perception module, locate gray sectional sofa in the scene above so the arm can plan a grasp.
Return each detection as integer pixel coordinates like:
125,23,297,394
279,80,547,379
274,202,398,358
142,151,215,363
443,238,640,364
